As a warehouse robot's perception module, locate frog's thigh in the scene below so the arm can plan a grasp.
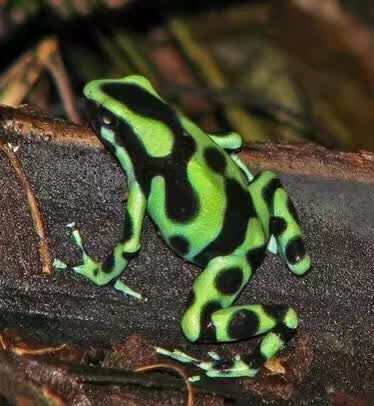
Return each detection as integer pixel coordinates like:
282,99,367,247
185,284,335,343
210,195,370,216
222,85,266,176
181,255,251,343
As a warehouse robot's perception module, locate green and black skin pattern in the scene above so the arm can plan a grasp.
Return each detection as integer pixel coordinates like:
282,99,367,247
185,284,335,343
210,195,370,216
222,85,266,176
65,75,311,378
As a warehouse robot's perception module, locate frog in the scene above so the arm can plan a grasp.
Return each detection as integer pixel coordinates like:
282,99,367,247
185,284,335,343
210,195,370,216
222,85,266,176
59,75,311,379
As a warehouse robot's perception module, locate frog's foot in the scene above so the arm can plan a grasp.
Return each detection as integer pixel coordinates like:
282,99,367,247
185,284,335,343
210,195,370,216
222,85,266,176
155,347,258,378
61,223,143,300
65,222,108,285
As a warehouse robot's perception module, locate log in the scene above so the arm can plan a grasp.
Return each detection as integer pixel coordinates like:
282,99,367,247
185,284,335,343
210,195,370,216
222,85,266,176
0,105,372,404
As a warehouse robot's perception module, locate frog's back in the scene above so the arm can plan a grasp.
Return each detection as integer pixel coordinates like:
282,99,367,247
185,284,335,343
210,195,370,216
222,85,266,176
147,115,253,266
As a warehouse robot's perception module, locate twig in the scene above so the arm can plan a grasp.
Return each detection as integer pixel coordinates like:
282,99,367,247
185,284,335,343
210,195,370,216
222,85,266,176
0,50,44,107
0,335,6,350
135,363,194,406
72,364,245,401
0,333,66,355
13,344,66,356
0,37,81,123
41,38,81,124
0,142,52,274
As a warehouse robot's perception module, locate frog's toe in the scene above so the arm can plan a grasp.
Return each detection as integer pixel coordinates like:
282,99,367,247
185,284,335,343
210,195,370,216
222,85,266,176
155,347,217,375
155,347,201,365
204,357,259,379
72,256,103,282
72,263,88,275
53,258,68,270
207,351,221,361
156,348,220,375
114,279,143,300
66,222,87,252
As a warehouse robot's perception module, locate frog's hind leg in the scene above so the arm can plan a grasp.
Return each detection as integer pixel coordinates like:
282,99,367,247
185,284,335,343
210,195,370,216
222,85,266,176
249,171,311,276
158,255,298,378
198,303,298,378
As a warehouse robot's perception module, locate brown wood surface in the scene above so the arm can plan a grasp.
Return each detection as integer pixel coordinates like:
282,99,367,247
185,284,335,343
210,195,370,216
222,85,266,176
1,104,373,184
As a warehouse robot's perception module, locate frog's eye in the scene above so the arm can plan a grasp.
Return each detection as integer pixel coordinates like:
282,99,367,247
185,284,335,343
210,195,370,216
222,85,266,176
100,109,118,129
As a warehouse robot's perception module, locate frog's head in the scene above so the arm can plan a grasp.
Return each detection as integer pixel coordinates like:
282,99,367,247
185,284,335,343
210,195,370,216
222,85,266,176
83,75,178,159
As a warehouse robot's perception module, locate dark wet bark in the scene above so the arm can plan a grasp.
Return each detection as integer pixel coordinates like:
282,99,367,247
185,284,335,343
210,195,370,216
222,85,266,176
0,105,372,404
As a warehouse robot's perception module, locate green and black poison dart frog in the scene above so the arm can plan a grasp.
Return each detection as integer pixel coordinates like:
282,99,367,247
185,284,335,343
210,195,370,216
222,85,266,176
59,75,311,378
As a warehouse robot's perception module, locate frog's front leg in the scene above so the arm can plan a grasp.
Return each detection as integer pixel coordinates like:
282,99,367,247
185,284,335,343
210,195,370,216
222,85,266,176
66,181,146,299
